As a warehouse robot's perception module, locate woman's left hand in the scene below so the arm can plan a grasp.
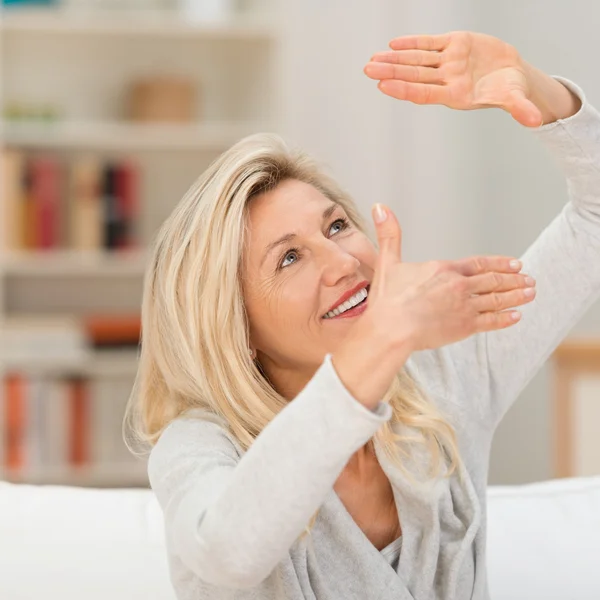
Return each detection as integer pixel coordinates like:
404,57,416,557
364,31,580,128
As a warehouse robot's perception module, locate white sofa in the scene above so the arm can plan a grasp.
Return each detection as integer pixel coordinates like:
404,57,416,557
1,476,599,600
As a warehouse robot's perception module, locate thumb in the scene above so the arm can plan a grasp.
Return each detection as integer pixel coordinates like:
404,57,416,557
372,203,403,264
507,90,544,128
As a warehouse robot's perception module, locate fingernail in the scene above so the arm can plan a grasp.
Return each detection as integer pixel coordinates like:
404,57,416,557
373,204,387,224
525,276,535,286
509,259,521,270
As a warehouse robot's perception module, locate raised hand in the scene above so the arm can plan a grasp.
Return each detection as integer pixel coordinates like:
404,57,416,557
331,202,536,409
364,31,545,128
366,203,537,353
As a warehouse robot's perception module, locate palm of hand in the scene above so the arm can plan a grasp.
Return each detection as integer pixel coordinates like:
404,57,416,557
365,31,542,127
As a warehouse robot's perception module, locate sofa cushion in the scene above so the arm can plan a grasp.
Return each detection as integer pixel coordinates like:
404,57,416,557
0,482,176,600
1,476,600,599
487,475,600,600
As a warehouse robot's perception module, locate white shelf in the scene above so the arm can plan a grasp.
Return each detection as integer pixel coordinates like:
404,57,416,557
0,120,269,151
0,250,148,277
0,7,276,40
0,349,139,377
0,464,149,488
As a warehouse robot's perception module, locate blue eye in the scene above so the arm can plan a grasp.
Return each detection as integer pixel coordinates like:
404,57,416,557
280,249,299,268
329,218,350,235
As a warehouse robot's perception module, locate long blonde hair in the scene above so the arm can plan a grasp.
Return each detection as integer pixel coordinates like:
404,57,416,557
124,133,460,481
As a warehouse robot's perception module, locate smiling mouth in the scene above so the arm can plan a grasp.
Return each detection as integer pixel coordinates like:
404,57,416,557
322,285,369,319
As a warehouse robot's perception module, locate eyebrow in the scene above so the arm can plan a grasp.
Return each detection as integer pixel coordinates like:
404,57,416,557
260,202,340,267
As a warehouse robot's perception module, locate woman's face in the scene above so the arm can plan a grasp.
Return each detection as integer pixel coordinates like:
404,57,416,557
242,178,377,395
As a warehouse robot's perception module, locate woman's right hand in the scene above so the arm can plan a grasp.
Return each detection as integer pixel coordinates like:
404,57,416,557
331,203,536,410
367,203,537,353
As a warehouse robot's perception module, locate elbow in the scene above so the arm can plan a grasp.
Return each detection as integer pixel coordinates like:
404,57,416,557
176,547,274,590
172,524,275,590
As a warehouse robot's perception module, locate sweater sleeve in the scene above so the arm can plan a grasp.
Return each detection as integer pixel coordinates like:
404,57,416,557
147,354,391,590
442,77,600,431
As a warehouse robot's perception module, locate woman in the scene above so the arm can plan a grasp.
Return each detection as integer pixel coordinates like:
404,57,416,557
126,31,598,599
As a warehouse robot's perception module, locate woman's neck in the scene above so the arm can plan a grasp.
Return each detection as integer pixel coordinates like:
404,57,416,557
257,354,318,401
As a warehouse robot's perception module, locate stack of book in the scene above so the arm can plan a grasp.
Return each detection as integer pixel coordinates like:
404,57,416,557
2,373,138,476
1,150,140,252
0,313,142,480
0,314,91,365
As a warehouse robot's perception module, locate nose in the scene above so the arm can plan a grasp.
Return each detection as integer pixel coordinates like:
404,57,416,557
319,240,361,287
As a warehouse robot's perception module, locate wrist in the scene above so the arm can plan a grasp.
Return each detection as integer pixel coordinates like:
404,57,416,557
331,313,413,410
520,59,582,124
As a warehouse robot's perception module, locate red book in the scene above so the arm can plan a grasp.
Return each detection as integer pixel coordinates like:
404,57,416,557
69,378,89,467
30,156,62,249
4,374,27,472
115,160,139,249
82,314,141,348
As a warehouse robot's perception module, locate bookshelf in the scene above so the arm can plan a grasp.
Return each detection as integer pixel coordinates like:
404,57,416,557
0,0,282,488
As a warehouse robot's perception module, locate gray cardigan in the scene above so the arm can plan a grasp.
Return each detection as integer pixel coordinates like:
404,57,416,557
148,76,600,600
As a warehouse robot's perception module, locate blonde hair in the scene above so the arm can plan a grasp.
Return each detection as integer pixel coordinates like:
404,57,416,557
124,133,460,483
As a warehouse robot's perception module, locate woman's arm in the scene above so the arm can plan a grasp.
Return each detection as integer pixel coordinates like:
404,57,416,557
365,32,600,429
422,78,600,430
522,60,582,124
148,354,393,590
480,77,600,426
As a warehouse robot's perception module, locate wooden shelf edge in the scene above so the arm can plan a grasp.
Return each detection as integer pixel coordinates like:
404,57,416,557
0,350,140,377
0,120,273,150
0,7,277,40
0,465,149,488
0,249,148,277
553,339,600,370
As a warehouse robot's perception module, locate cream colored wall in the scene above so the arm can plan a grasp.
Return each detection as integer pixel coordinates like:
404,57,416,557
278,0,600,484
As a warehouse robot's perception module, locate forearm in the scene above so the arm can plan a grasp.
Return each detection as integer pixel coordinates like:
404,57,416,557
531,76,600,223
521,59,582,124
332,312,413,410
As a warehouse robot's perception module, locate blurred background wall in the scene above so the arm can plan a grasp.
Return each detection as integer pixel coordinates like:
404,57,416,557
280,0,600,484
1,0,599,487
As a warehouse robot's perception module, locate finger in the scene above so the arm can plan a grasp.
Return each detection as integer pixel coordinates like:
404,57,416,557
370,50,443,68
370,205,402,294
471,286,536,314
371,203,403,263
364,61,445,85
377,79,449,105
452,256,522,277
474,309,522,333
506,91,544,128
468,272,535,294
388,33,451,52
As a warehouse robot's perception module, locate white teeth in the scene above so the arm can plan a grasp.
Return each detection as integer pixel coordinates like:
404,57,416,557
323,287,368,319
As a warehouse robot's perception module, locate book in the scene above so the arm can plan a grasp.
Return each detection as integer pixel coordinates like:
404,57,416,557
83,314,142,349
29,155,62,250
1,149,26,251
1,151,140,252
69,156,103,251
1,371,143,482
